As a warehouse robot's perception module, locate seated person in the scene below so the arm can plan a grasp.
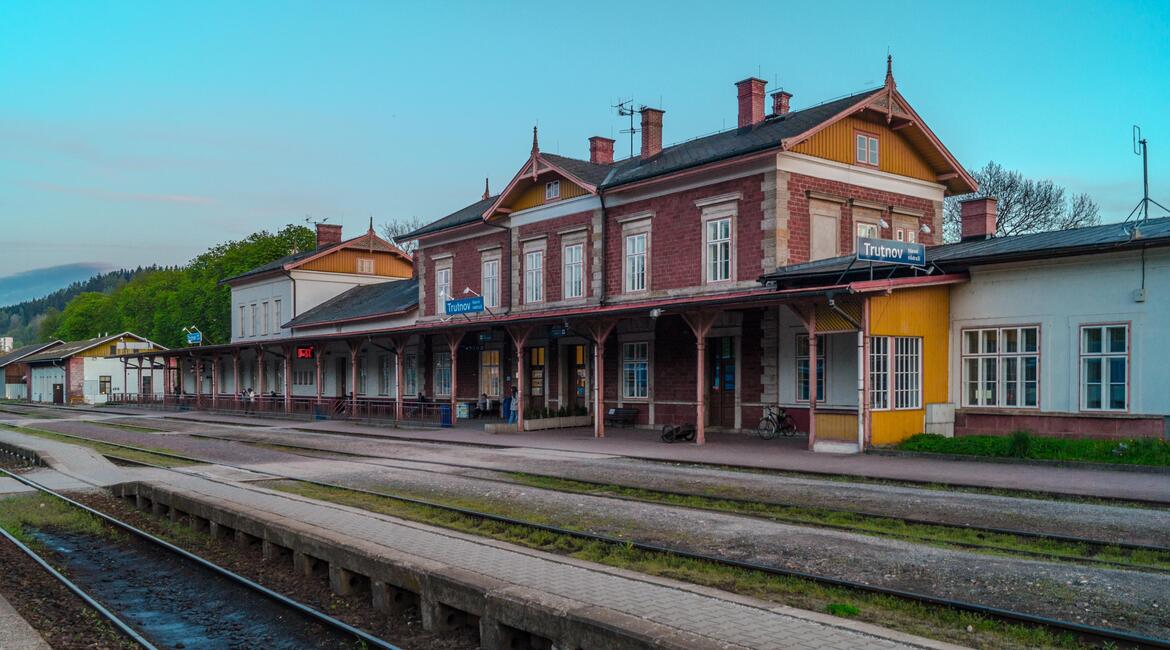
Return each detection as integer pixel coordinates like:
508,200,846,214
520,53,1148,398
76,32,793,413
474,393,491,418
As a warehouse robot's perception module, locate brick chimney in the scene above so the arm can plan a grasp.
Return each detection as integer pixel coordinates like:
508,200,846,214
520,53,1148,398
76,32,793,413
640,107,664,158
736,77,767,128
771,90,792,116
960,197,998,241
589,136,615,165
315,223,343,249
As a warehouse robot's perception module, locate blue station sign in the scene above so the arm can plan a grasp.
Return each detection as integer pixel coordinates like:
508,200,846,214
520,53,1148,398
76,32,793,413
185,331,203,345
856,237,926,267
445,296,485,315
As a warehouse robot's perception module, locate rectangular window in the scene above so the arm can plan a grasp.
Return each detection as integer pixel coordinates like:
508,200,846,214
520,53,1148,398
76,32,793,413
404,354,418,396
796,335,826,402
356,258,374,274
869,336,922,410
481,259,499,308
480,350,501,397
622,342,649,399
433,351,451,397
855,133,879,166
706,217,732,282
261,301,269,335
525,250,544,303
563,243,584,299
962,327,1039,408
545,180,560,201
273,299,282,333
239,305,247,337
357,355,368,395
293,369,315,386
435,267,451,314
251,304,258,337
856,220,879,246
869,336,889,410
99,376,112,395
625,233,647,292
529,347,545,396
1080,324,1128,411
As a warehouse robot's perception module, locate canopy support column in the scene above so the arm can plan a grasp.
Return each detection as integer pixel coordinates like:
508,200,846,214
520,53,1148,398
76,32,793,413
445,331,465,423
506,325,533,432
581,319,618,438
682,311,720,446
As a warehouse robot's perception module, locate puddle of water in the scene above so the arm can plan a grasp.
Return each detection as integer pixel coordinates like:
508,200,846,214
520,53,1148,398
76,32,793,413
35,529,365,649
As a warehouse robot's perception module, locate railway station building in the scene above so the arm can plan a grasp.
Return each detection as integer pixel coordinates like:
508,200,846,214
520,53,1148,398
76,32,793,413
111,61,1170,451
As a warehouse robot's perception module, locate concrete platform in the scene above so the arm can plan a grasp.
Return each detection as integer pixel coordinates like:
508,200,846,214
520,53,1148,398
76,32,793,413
0,592,51,650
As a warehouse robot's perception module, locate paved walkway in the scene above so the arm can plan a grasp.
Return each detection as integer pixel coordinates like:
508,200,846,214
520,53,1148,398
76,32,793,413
164,411,1170,503
0,591,51,650
0,425,961,649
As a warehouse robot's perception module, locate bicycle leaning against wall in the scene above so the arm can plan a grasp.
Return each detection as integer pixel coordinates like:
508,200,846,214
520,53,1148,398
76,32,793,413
756,404,798,440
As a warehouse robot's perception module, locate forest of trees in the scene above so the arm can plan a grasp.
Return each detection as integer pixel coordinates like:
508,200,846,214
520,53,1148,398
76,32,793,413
0,225,315,349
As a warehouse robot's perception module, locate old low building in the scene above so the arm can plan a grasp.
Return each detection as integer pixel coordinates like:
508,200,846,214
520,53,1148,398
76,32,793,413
23,332,167,404
0,340,63,399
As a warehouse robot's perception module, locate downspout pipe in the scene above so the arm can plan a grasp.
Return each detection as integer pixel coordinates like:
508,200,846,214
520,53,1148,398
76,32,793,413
827,295,866,452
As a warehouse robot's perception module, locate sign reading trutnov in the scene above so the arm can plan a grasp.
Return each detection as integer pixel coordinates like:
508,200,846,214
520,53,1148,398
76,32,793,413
445,296,484,315
185,331,203,345
856,237,926,267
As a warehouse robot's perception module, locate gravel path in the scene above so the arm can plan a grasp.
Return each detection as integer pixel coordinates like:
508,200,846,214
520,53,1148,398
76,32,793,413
267,457,1170,639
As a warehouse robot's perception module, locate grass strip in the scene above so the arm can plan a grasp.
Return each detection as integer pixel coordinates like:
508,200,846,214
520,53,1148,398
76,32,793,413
899,432,1170,467
265,478,1081,649
508,472,1170,571
0,492,118,546
0,423,198,467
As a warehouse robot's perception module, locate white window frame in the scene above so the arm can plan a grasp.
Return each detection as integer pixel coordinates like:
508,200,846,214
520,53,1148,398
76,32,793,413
622,342,649,399
261,301,269,336
356,257,374,274
357,355,368,395
239,305,247,338
524,249,544,304
855,132,879,166
479,349,501,397
250,304,258,338
961,326,1040,408
624,231,648,293
435,264,451,315
1080,324,1128,412
563,242,584,300
796,334,826,402
869,336,922,410
273,299,282,333
481,257,500,309
293,369,315,386
706,217,733,283
404,353,418,396
545,180,560,201
433,350,451,397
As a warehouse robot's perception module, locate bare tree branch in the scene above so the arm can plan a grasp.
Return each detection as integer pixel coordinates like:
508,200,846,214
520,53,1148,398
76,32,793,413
379,217,428,254
943,162,1101,242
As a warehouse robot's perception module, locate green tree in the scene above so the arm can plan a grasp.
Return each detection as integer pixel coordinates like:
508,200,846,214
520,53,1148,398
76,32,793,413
53,293,118,340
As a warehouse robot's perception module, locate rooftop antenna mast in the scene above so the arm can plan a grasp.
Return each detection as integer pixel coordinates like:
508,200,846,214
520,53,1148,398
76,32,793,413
614,98,639,158
1127,126,1168,223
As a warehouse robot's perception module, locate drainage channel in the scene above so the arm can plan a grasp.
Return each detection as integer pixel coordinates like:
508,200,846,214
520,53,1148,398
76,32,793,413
0,468,402,650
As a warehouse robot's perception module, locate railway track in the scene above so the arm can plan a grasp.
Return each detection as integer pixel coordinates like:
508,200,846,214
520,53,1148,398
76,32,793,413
7,426,1167,649
0,467,402,650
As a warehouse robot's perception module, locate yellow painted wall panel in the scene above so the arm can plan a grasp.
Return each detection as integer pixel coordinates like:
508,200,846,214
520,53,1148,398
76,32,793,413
510,178,589,212
868,285,950,445
300,249,412,278
816,412,858,441
79,335,164,358
791,116,936,182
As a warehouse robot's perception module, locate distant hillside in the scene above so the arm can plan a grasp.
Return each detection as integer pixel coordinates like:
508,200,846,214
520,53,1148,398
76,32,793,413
0,262,113,306
0,267,162,346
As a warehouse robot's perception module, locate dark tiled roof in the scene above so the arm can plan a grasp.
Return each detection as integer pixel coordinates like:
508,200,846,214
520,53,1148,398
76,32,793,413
0,341,63,368
402,195,498,240
603,89,882,188
220,248,319,284
285,279,419,329
22,333,135,363
541,153,613,187
762,216,1170,286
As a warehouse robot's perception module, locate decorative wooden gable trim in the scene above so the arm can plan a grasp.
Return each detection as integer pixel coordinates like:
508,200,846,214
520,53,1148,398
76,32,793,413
484,127,600,220
780,57,977,195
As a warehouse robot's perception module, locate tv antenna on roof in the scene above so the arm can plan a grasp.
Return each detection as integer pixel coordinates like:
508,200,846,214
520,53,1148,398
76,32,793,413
1127,126,1169,224
614,98,639,159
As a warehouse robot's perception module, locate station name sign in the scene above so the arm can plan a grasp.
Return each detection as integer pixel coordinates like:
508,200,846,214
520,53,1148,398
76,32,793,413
856,237,926,267
445,296,484,315
185,331,202,345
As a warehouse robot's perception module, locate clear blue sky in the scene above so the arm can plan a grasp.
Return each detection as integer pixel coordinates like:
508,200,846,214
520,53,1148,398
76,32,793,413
1,0,1167,277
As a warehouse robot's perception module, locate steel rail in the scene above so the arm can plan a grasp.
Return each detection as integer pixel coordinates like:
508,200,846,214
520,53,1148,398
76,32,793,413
6,421,1169,647
0,468,403,650
189,430,1170,556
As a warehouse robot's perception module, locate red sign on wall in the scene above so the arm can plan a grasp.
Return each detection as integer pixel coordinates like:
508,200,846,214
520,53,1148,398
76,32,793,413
295,346,316,359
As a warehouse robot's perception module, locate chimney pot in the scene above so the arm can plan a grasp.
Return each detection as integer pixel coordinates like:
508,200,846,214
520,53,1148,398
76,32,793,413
960,197,998,241
589,136,615,165
736,77,767,128
771,90,792,116
640,107,664,159
315,223,343,249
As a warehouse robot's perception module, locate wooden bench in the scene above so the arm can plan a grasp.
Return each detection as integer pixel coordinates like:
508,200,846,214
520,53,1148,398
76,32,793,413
604,407,639,426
